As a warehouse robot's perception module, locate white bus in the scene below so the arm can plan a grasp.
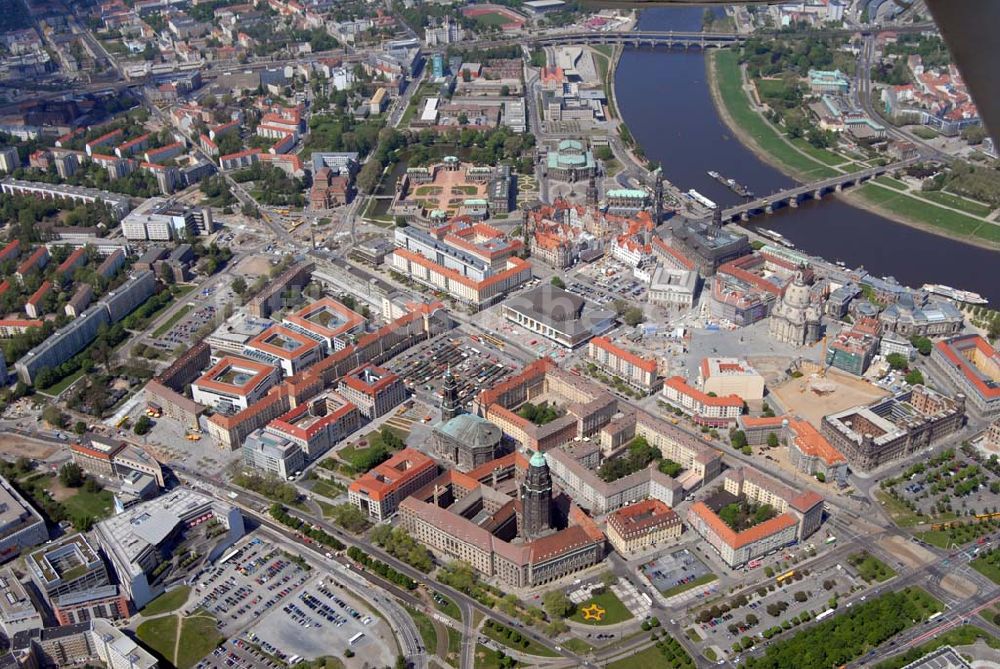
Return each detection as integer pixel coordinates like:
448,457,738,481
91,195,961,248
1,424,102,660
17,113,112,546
349,633,365,646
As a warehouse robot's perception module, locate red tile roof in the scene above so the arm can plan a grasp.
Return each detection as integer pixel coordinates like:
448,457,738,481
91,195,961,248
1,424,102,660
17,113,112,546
689,501,798,549
664,376,743,408
348,447,436,502
589,336,657,374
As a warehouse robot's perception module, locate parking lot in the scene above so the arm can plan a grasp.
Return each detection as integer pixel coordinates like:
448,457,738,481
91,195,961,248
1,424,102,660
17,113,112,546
641,548,714,596
149,301,219,351
387,334,515,412
188,537,311,636
247,575,392,667
192,537,394,667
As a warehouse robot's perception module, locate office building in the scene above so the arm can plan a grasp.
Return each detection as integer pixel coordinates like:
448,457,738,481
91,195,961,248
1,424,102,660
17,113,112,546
121,198,213,241
687,467,823,568
0,476,48,561
662,376,743,426
826,326,879,376
348,448,438,521
931,335,1000,416
606,499,681,555
282,297,366,353
586,336,661,394
26,533,107,597
337,364,407,419
648,265,699,309
95,489,244,609
390,223,531,310
242,431,307,480
399,454,605,588
243,324,325,377
9,618,158,669
0,568,42,636
822,385,966,469
192,357,282,413
264,391,362,460
501,285,615,349
698,358,765,402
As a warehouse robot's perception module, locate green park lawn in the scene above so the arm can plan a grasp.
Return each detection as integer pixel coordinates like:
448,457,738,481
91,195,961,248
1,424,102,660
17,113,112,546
873,176,908,191
404,606,438,657
857,183,1000,246
918,190,994,217
136,610,222,668
848,552,896,583
141,586,191,616
712,50,838,180
569,590,634,626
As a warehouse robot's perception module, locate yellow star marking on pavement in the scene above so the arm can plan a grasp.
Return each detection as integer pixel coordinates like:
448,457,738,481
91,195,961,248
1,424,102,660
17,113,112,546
581,603,606,621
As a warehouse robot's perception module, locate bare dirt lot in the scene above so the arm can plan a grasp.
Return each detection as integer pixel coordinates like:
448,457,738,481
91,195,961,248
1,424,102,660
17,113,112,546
234,255,274,278
0,434,58,460
940,573,978,599
879,535,935,570
770,369,890,427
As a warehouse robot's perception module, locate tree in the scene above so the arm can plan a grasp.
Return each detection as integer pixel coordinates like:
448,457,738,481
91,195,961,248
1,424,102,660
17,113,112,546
600,571,618,588
623,306,645,327
73,420,87,435
905,369,925,386
59,462,84,488
231,276,248,296
815,472,826,483
357,160,383,194
767,432,780,448
542,590,573,619
731,429,748,449
961,125,987,145
41,405,66,428
910,335,933,356
550,276,566,289
886,352,908,370
500,84,510,97
134,415,152,435
794,591,808,603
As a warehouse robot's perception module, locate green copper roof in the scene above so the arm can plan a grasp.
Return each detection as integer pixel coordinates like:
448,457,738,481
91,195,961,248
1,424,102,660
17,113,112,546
529,450,547,467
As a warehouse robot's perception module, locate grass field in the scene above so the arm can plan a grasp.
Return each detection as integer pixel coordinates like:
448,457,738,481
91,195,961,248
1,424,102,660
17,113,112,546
790,137,849,166
474,644,520,668
152,304,193,338
848,551,896,583
404,606,438,656
136,610,222,668
607,643,694,669
136,616,178,662
472,11,513,27
47,478,115,520
562,638,593,653
310,478,345,499
920,190,994,217
176,614,224,668
874,176,908,191
482,620,557,657
971,549,1000,584
660,573,717,598
447,627,462,667
569,590,633,626
875,490,925,527
857,183,1000,246
141,586,190,616
712,50,838,180
434,593,461,621
41,368,85,396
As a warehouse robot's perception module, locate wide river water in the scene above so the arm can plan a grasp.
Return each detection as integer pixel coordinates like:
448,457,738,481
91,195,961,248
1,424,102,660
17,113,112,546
613,6,1000,304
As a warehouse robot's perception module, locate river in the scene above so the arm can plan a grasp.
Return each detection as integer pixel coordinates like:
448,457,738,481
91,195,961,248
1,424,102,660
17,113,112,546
614,6,1000,304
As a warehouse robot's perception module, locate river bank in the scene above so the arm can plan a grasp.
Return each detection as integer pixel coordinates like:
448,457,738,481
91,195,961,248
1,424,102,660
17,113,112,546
704,48,1000,251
